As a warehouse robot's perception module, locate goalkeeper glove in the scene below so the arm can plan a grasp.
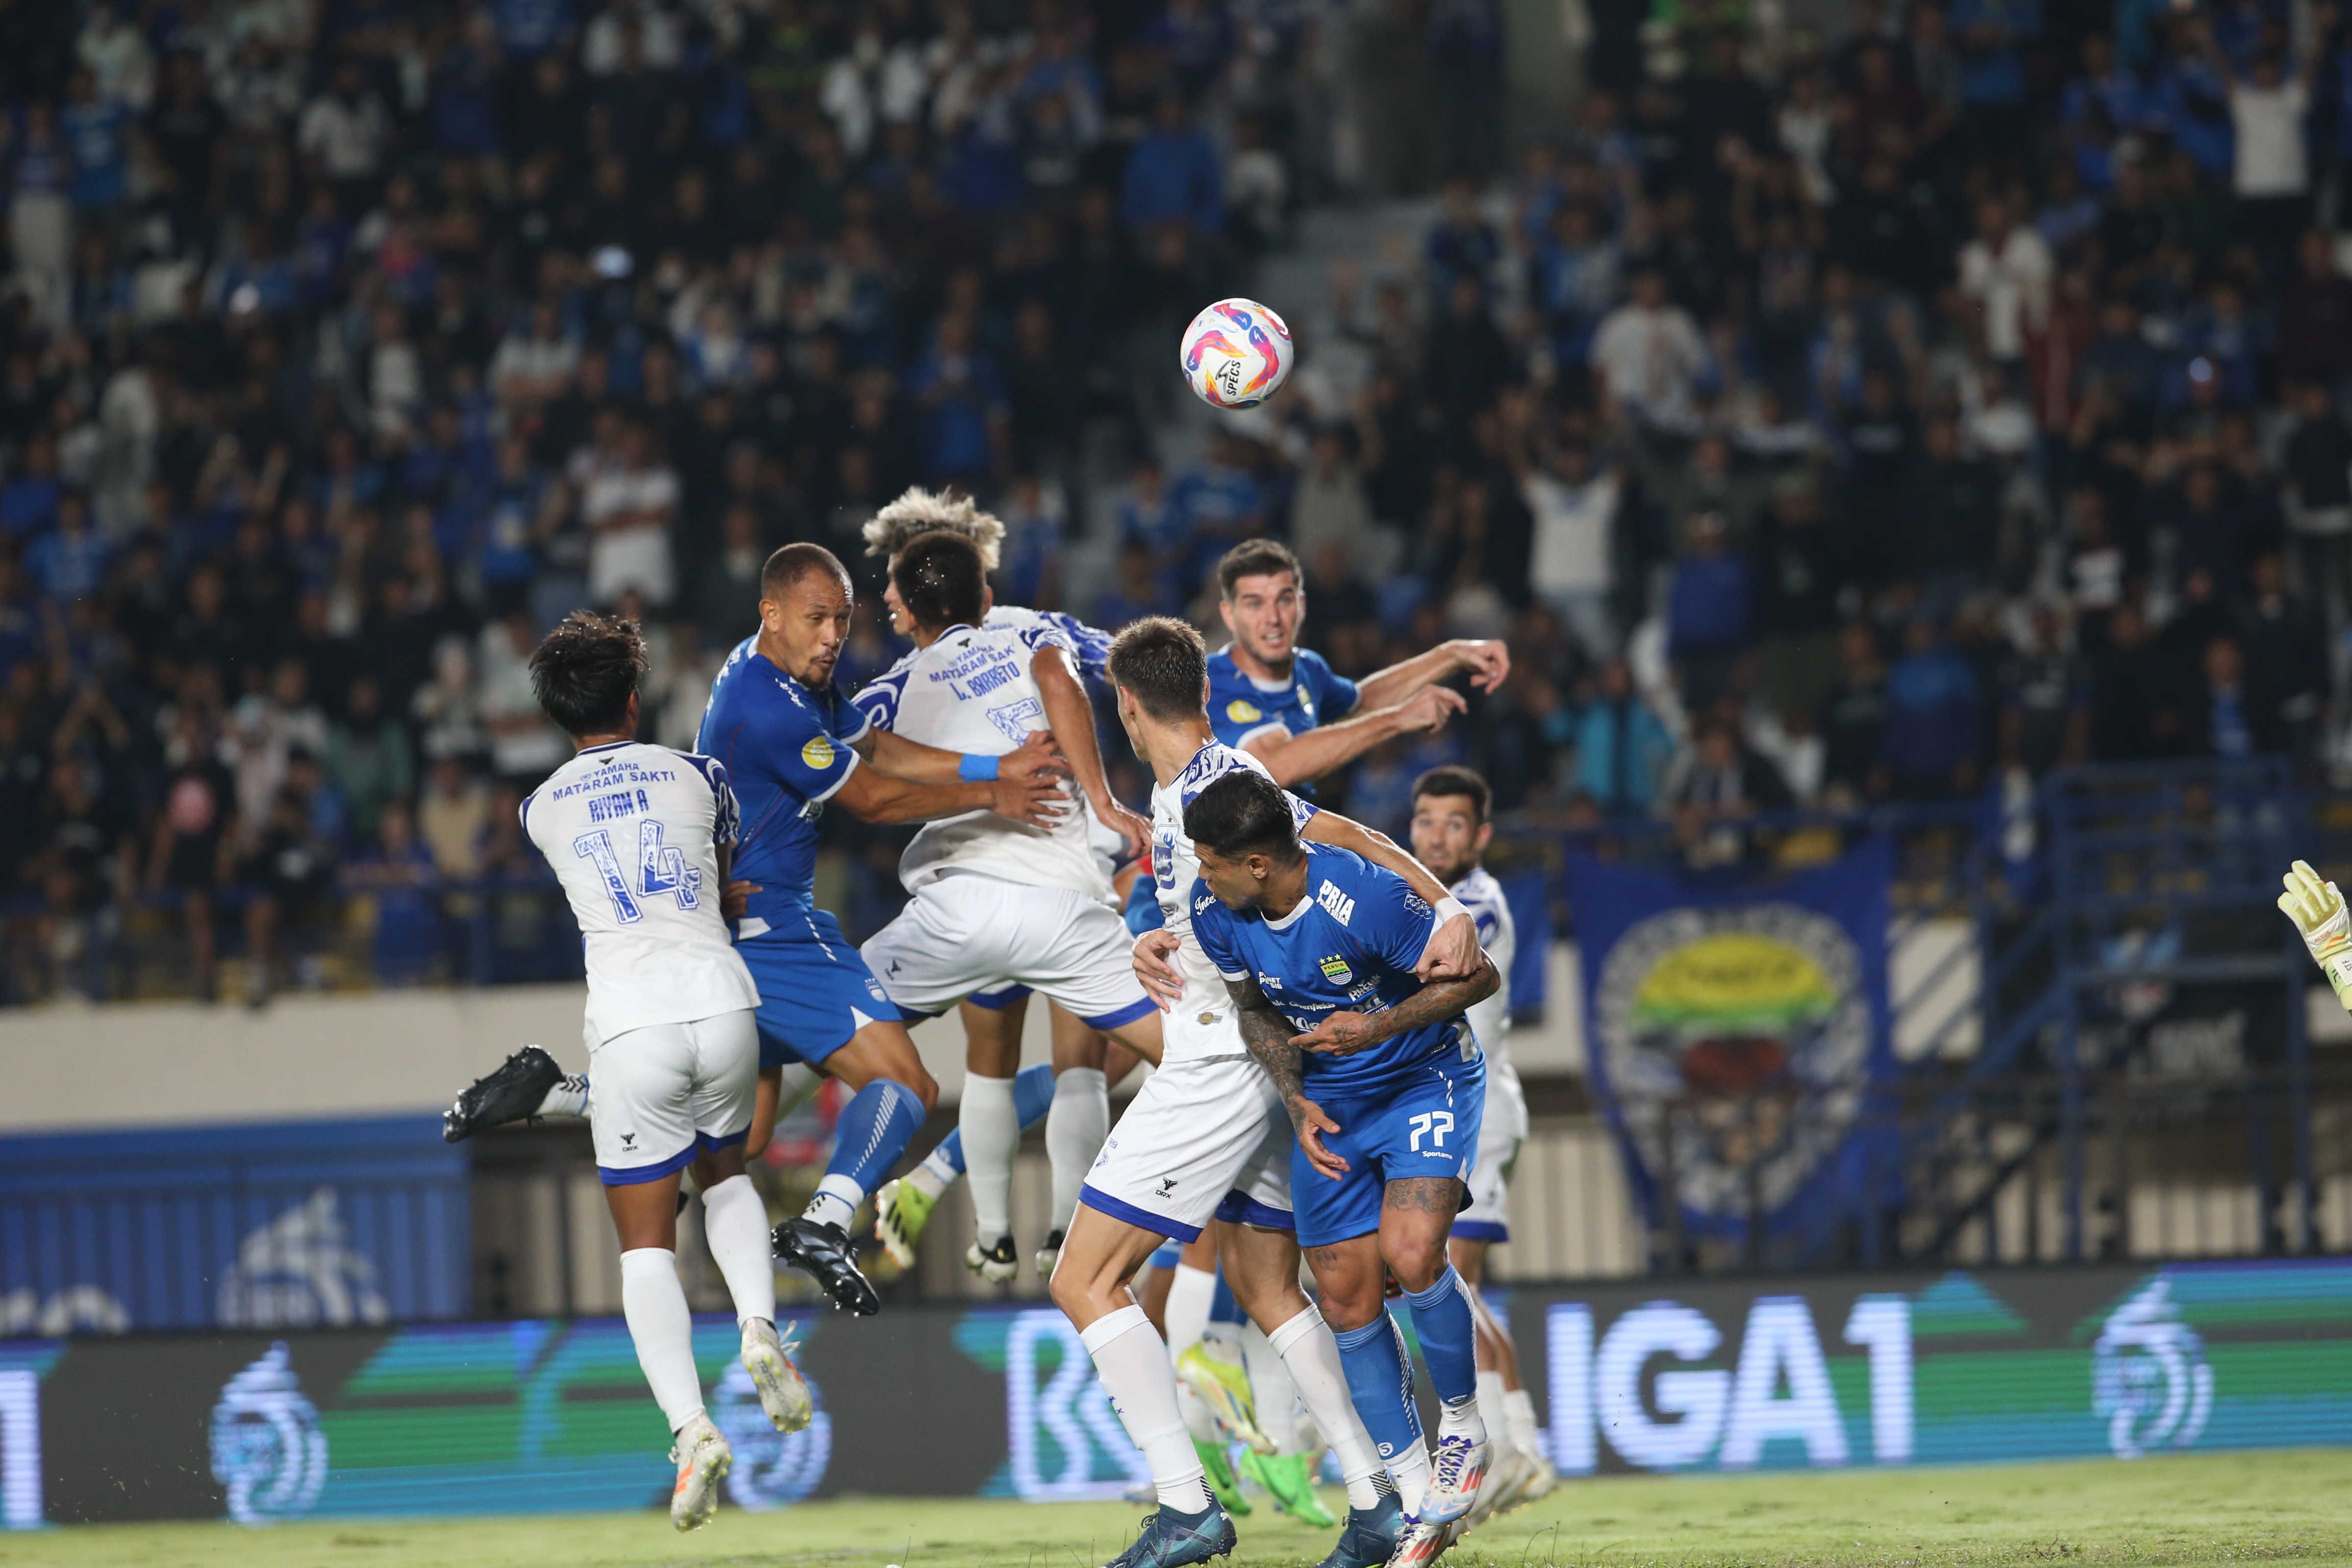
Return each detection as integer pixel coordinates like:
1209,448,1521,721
2279,858,2352,1010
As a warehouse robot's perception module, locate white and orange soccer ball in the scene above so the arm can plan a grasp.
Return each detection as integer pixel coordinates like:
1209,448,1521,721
1179,298,1293,409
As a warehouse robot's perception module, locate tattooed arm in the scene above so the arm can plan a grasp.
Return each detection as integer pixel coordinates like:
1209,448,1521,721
1227,971,1350,1179
1288,954,1501,1057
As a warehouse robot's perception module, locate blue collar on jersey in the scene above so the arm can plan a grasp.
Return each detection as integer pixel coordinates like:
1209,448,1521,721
575,740,631,755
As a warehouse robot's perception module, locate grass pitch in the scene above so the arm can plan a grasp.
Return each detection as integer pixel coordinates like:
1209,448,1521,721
10,1449,2352,1568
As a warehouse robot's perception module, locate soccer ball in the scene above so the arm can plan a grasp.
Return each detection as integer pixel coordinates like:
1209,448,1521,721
1180,298,1294,409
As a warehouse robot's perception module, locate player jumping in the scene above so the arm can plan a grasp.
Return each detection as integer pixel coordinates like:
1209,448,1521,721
858,488,1144,1281
1187,767,1504,1568
1407,766,1558,1526
703,543,1070,1314
512,612,813,1531
1049,617,1480,1568
1207,538,1507,789
848,530,1169,1280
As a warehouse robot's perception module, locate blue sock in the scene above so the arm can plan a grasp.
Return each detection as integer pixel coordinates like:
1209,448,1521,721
806,1079,925,1229
1331,1313,1424,1465
1208,1268,1243,1326
924,1063,1053,1178
1402,1267,1479,1407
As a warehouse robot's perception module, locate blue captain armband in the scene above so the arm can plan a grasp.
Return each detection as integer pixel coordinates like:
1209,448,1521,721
959,752,1000,782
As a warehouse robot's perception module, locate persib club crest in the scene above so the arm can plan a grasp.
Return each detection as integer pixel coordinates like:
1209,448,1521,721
1318,955,1352,984
1590,904,1870,1221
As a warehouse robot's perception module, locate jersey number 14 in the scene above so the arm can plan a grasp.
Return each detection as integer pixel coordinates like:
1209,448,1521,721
574,821,702,924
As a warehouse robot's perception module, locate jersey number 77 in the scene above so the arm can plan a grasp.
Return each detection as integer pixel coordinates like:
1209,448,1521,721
574,820,704,923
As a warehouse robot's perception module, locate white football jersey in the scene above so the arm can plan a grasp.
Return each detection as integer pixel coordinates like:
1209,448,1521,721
521,741,760,1049
1147,740,1317,1063
853,611,1109,902
1451,865,1516,1068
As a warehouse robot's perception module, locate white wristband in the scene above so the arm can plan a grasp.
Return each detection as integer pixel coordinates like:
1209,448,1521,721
1435,896,1471,926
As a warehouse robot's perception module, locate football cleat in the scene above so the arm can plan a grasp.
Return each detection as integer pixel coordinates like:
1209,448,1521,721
966,1234,1019,1284
1461,1439,1527,1529
1035,1227,1064,1277
1196,1437,1251,1515
443,1046,563,1142
1416,1432,1488,1525
668,1414,731,1532
873,1178,934,1269
772,1216,880,1316
1100,1501,1237,1568
739,1317,813,1434
1387,1516,1459,1568
1176,1345,1276,1455
1239,1450,1334,1527
1310,1494,1404,1568
1509,1440,1559,1512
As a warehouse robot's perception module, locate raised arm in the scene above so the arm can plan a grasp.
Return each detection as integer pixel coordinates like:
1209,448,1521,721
1034,643,1148,859
1353,638,1511,711
1243,685,1466,787
1302,808,1482,980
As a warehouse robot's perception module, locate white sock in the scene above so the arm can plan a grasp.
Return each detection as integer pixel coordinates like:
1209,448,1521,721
1267,1304,1385,1512
1504,1387,1539,1452
961,1072,1020,1241
801,1172,863,1232
1476,1369,1507,1436
1438,1393,1485,1448
1240,1321,1302,1455
619,1248,704,1432
1082,1304,1213,1514
1165,1263,1214,1357
1045,1067,1108,1231
911,1146,957,1196
535,1072,589,1119
1177,1379,1219,1444
699,1175,776,1327
1391,1442,1431,1516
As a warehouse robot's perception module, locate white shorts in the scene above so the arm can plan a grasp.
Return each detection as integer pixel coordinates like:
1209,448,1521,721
1080,1046,1294,1243
1456,1056,1528,1242
860,874,1157,1030
588,1008,758,1185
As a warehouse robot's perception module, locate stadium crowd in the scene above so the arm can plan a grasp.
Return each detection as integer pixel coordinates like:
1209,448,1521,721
0,0,2339,1001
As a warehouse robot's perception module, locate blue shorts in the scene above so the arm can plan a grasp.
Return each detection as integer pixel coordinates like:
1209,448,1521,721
1290,1048,1485,1249
737,906,903,1070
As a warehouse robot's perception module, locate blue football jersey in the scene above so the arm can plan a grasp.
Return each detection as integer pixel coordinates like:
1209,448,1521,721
695,633,871,921
1190,842,1477,1099
1206,647,1360,793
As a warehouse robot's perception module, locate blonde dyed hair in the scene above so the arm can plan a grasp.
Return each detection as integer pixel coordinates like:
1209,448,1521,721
860,486,1007,570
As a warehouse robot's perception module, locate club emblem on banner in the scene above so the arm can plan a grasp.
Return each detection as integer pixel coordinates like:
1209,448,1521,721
1568,838,1894,1244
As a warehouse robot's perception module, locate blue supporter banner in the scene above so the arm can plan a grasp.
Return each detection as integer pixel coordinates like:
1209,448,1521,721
0,1117,468,1333
1564,838,1896,1249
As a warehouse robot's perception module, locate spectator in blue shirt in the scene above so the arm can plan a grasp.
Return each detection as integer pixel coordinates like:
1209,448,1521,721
1,434,63,537
1949,0,2041,106
1668,511,1754,706
907,312,1007,485
1120,91,1221,236
26,492,106,603
1880,617,1984,797
1575,658,1676,813
61,69,128,212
